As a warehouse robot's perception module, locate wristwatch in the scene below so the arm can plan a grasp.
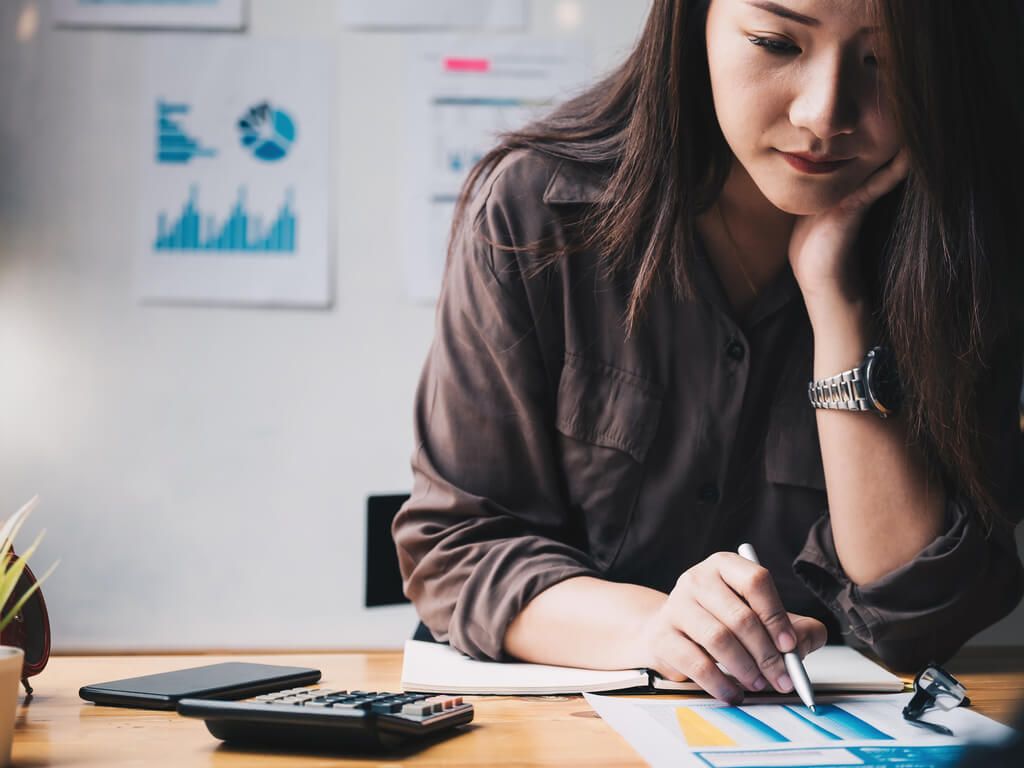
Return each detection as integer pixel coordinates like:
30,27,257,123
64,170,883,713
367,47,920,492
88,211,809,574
807,345,901,418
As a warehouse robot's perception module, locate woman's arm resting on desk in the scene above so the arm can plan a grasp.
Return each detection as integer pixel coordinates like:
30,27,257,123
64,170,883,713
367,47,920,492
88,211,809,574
785,152,1024,671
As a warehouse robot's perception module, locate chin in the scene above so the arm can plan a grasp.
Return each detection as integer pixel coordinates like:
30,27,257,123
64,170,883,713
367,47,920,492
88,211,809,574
756,181,848,216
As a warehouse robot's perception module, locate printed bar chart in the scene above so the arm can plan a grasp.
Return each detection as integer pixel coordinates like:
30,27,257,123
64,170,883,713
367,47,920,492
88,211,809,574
154,186,296,254
671,703,896,748
156,101,217,164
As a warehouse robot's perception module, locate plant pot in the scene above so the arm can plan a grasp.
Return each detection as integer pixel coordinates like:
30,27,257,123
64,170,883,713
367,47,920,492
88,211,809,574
0,647,23,767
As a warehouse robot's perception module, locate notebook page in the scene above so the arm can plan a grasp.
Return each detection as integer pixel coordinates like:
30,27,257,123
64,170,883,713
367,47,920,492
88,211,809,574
401,639,652,694
651,645,904,692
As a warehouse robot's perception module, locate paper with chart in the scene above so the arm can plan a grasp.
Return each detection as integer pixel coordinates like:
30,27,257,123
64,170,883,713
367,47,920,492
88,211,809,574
53,0,245,30
403,36,588,301
338,0,526,30
584,693,1015,768
138,37,330,307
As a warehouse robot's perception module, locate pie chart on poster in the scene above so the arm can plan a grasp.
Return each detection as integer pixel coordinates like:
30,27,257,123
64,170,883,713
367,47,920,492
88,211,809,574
237,102,296,162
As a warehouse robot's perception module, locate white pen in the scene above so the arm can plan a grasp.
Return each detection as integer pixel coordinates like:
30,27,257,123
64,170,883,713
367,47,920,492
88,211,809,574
737,542,818,714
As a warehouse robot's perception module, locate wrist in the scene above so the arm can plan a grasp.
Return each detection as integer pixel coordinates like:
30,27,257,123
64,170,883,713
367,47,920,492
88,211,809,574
809,299,874,378
634,592,670,669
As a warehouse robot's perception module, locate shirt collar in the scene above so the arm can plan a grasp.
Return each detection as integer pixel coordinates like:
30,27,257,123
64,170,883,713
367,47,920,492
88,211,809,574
692,230,802,329
543,159,801,325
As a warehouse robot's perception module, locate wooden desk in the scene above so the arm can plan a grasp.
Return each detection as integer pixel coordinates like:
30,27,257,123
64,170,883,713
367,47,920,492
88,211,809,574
12,648,1024,766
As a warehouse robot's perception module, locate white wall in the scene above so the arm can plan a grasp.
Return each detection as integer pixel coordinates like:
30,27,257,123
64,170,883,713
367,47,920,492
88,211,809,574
0,0,656,651
0,0,1020,652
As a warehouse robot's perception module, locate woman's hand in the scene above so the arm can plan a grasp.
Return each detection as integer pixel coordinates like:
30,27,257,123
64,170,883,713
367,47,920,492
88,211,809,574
637,552,828,704
788,147,911,307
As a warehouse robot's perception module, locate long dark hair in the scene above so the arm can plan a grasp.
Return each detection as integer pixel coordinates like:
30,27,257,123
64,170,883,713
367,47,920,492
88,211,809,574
450,0,1024,521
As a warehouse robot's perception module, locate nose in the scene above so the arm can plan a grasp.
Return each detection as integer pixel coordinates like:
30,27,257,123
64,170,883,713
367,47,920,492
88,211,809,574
788,50,861,143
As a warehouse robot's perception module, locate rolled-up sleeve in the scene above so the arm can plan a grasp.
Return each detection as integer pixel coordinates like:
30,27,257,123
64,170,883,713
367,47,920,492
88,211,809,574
392,171,600,661
794,349,1024,672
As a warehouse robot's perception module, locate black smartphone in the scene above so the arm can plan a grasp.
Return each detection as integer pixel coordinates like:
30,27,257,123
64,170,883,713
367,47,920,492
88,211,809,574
79,662,321,710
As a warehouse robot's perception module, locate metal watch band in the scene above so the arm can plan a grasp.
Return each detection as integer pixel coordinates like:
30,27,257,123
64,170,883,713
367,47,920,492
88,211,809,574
807,366,871,412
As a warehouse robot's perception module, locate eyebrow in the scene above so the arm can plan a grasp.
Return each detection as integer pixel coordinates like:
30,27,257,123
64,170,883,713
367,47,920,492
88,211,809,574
744,1,878,33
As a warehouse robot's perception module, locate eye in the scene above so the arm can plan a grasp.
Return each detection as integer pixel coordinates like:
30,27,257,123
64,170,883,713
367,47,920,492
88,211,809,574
747,36,800,55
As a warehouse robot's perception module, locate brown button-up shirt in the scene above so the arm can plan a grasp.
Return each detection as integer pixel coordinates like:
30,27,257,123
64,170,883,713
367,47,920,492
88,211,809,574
393,149,1024,671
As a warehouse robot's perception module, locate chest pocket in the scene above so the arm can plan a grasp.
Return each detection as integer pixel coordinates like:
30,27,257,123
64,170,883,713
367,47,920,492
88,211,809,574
554,354,662,570
765,400,826,491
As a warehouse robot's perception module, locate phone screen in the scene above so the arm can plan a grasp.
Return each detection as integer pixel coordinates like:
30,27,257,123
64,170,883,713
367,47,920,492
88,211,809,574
80,662,321,709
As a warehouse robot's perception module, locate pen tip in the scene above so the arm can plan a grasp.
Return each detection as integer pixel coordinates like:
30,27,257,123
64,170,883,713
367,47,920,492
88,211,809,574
809,705,818,714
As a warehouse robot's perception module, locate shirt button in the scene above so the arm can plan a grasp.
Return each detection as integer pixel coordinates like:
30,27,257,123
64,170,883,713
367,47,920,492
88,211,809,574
726,339,745,362
697,483,720,504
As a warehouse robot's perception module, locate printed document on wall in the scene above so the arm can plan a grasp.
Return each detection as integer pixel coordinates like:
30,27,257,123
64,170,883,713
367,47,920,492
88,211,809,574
53,0,245,30
403,37,587,302
137,38,331,307
339,0,525,30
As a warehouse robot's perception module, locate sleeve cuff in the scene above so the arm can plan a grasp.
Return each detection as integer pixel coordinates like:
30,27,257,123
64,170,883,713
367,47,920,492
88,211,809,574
445,538,602,662
793,497,985,665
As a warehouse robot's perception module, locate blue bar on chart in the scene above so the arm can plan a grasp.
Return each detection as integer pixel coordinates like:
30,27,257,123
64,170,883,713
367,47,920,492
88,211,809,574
154,186,297,255
156,100,217,164
674,703,896,748
785,705,893,741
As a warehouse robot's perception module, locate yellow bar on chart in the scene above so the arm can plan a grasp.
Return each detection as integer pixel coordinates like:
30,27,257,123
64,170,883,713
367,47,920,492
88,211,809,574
674,707,736,747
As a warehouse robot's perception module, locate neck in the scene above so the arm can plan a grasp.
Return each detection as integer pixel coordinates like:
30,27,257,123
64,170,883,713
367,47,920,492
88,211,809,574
695,156,795,317
714,157,795,264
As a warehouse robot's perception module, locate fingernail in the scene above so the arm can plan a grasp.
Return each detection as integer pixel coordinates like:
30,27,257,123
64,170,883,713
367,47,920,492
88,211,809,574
752,676,767,691
777,674,793,693
777,632,796,653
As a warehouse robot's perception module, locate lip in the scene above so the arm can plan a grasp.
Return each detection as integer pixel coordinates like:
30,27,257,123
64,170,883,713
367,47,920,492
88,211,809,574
777,150,855,174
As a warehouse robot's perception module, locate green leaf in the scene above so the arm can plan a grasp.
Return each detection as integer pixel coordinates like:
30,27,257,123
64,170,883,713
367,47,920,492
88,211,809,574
0,529,45,609
0,497,37,575
0,560,58,636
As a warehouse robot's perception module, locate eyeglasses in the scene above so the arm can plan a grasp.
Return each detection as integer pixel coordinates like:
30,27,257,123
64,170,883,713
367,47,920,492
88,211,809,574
902,664,971,736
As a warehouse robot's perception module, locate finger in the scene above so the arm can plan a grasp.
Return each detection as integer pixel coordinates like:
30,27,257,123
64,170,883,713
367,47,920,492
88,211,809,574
717,554,797,655
867,147,910,197
693,578,789,692
660,631,745,704
842,146,910,210
675,598,768,694
648,652,690,684
788,614,829,658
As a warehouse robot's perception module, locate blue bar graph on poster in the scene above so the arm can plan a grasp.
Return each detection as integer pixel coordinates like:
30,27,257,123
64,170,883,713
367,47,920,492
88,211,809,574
154,186,297,254
83,1,218,6
156,100,217,164
85,2,217,5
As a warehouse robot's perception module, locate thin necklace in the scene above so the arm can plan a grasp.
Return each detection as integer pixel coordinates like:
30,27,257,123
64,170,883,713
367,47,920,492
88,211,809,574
716,201,759,299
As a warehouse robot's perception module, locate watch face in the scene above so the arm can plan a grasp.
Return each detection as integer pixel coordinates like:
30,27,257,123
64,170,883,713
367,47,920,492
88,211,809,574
865,347,902,414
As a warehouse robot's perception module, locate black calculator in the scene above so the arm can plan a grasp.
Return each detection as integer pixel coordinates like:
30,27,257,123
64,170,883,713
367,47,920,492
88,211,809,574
177,686,474,752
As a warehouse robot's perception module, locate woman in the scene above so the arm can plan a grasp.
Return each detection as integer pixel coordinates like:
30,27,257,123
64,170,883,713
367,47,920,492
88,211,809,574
393,0,1024,704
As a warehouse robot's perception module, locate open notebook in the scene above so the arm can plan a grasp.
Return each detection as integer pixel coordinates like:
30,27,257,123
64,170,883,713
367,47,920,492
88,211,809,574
401,640,905,695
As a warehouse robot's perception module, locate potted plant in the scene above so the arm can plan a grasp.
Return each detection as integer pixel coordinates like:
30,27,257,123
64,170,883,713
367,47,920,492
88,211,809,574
0,497,57,766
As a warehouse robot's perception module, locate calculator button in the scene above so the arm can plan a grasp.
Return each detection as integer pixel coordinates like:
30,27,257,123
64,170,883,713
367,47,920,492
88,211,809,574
333,701,374,711
401,703,434,717
371,701,403,714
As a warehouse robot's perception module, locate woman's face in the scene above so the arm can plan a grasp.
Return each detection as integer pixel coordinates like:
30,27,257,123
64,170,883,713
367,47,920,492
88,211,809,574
704,0,902,215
